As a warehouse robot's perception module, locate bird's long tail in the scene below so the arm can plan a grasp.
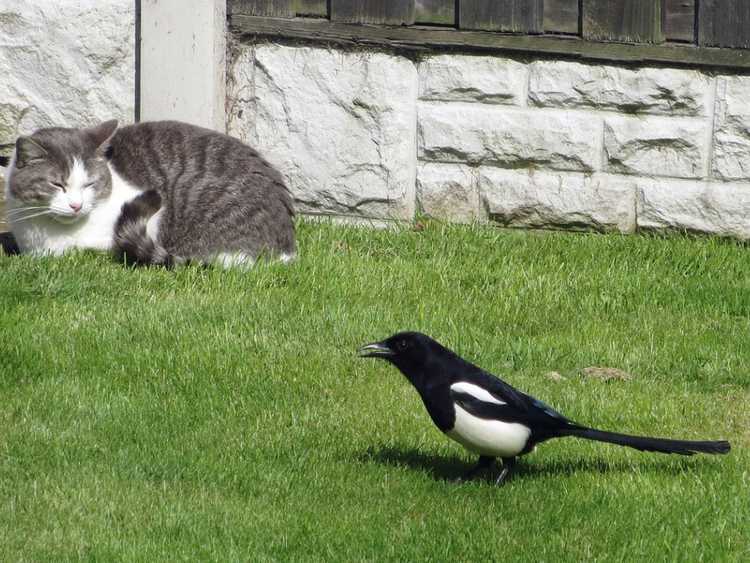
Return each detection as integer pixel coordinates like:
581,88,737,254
563,427,730,456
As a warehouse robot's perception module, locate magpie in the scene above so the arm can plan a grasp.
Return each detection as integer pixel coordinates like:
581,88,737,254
359,331,731,485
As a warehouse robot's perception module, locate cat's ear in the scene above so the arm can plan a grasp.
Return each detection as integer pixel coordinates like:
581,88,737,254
15,136,48,169
87,119,119,155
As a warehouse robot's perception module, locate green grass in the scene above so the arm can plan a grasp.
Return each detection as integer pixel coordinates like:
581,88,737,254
1,220,748,561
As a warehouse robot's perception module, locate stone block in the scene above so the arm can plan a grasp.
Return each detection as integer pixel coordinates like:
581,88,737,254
418,55,526,105
638,178,750,239
478,168,636,232
419,103,601,172
712,76,750,181
529,60,713,117
228,43,418,220
416,163,481,222
0,0,135,143
603,116,708,179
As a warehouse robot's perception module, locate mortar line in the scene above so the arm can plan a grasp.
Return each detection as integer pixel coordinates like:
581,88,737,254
704,75,721,180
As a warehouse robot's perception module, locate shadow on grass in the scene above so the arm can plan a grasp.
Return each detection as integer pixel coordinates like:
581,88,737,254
360,444,720,484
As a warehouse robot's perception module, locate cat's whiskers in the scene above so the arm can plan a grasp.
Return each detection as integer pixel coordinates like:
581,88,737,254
6,206,50,217
8,209,55,223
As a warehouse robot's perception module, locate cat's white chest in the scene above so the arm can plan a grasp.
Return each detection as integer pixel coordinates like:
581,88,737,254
8,165,142,256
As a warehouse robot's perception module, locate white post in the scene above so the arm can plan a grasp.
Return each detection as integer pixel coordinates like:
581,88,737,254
138,0,227,132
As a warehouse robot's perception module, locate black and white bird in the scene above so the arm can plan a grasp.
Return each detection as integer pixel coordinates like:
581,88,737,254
359,331,731,484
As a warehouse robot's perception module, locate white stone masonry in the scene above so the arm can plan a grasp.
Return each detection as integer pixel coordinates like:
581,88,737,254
228,43,750,238
0,0,135,144
228,44,417,220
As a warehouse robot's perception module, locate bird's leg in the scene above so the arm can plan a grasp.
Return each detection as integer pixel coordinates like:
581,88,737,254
457,456,495,482
495,457,517,486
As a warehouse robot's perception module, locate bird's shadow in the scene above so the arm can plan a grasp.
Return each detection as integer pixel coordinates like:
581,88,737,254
359,444,720,484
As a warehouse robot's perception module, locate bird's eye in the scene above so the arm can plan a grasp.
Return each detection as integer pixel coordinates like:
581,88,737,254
50,181,65,192
397,339,408,350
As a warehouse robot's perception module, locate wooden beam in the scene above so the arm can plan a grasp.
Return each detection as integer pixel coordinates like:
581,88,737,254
459,0,543,33
543,0,579,35
663,0,694,43
583,0,663,43
699,0,750,49
330,1,416,25
230,15,750,69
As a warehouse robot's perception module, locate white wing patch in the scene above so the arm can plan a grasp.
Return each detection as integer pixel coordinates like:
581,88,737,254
447,405,531,458
450,381,506,405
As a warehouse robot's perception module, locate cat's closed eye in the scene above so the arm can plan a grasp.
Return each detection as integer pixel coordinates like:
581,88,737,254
49,181,65,191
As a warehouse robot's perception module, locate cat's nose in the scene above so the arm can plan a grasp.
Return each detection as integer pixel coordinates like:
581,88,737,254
69,202,82,213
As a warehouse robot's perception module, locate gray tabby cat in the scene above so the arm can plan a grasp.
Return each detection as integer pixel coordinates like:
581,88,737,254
4,120,296,267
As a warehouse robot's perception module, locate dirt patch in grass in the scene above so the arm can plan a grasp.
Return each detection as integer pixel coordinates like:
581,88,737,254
580,367,634,381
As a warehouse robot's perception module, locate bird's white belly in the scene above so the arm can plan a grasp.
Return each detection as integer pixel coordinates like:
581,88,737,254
447,405,531,458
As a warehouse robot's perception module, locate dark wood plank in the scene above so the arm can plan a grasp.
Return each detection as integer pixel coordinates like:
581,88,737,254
231,0,294,17
330,0,415,25
582,0,663,43
415,0,455,25
699,0,750,49
459,0,543,33
663,0,694,43
294,0,327,17
231,15,750,69
543,0,579,34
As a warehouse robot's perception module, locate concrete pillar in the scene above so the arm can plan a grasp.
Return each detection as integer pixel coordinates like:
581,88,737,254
138,0,226,131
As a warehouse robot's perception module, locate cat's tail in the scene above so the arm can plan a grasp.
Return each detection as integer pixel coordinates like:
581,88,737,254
114,190,173,267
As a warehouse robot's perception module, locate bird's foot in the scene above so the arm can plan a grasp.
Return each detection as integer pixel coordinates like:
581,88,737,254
494,457,517,486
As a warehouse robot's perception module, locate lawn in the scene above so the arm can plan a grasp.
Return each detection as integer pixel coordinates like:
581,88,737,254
0,220,748,561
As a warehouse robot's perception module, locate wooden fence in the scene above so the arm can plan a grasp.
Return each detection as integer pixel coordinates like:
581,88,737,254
231,1,750,50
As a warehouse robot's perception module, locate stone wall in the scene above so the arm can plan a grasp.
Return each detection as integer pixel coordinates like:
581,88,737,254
0,0,135,143
228,41,750,238
228,44,417,221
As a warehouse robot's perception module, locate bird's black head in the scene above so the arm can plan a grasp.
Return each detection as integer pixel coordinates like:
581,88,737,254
358,331,449,388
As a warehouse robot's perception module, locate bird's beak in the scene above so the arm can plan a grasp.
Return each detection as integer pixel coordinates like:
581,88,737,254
358,341,393,358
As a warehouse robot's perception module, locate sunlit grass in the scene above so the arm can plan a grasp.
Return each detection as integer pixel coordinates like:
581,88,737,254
1,220,748,560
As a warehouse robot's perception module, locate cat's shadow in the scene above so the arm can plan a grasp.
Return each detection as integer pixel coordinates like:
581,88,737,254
359,444,714,483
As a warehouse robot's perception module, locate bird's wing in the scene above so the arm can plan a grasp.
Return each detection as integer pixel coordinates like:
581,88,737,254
470,368,571,420
526,395,570,422
450,378,573,428
451,388,536,426
457,367,537,411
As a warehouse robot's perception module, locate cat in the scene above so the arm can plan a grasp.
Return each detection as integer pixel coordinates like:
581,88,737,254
3,120,296,267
